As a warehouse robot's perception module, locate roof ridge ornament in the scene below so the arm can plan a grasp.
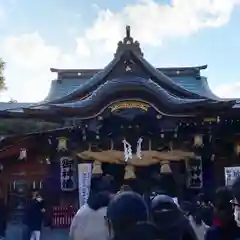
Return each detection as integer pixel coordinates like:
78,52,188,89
126,25,131,39
114,25,143,57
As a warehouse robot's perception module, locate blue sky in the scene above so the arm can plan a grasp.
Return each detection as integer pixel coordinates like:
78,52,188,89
0,0,240,102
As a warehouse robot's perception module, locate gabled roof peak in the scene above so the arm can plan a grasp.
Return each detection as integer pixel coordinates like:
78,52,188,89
115,25,143,57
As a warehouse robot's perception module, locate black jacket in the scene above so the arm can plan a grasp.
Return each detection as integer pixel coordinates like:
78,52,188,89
151,195,197,240
205,220,240,240
23,199,44,231
0,198,7,236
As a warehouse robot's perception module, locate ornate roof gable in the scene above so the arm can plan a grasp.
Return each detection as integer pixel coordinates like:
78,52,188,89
114,25,143,57
0,26,235,119
47,26,208,104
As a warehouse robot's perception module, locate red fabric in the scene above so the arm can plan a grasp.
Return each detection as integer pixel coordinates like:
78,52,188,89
213,218,224,227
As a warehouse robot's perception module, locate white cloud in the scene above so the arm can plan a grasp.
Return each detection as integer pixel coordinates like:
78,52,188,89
0,32,112,102
0,0,240,102
3,33,61,70
77,0,240,52
0,33,62,102
213,82,240,99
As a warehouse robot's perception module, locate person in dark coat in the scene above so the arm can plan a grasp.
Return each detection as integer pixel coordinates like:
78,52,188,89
205,187,240,240
151,194,198,240
192,193,213,227
0,197,7,239
23,190,45,240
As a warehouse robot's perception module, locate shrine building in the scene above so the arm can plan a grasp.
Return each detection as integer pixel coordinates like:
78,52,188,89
0,26,239,224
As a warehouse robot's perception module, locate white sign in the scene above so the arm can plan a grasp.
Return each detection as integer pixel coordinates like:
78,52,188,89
225,167,240,186
78,163,92,207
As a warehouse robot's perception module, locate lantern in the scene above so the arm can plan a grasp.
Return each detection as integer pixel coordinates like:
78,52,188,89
57,137,67,151
19,148,27,160
194,134,203,147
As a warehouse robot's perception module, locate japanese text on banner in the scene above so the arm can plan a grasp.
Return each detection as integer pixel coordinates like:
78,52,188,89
78,163,92,207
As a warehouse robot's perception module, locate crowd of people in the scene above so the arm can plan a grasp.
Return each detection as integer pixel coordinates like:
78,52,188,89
69,175,240,240
2,175,240,239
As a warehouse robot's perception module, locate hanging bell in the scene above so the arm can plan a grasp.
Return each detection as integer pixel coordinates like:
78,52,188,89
124,165,136,179
92,161,103,174
160,161,172,173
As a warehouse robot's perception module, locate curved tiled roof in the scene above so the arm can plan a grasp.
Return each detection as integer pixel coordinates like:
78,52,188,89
172,76,221,100
45,78,89,101
47,53,207,104
0,26,234,117
2,76,234,120
44,73,220,102
0,66,218,112
40,77,233,118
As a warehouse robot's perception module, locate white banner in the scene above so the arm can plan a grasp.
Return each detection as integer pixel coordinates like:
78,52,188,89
78,163,92,208
225,166,240,186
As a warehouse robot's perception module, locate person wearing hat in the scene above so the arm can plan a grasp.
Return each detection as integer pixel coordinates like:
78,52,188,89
151,194,197,240
106,191,158,240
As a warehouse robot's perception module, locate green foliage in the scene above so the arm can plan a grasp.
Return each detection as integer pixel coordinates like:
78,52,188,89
0,119,61,135
0,59,6,90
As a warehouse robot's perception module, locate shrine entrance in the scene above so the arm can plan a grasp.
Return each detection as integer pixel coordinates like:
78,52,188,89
74,100,197,198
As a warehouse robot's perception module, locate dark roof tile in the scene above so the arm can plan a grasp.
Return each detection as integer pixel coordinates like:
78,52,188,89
45,75,220,102
171,76,220,100
45,78,89,101
0,102,33,111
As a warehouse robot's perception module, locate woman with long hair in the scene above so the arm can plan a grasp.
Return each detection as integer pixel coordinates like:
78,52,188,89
105,191,158,240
